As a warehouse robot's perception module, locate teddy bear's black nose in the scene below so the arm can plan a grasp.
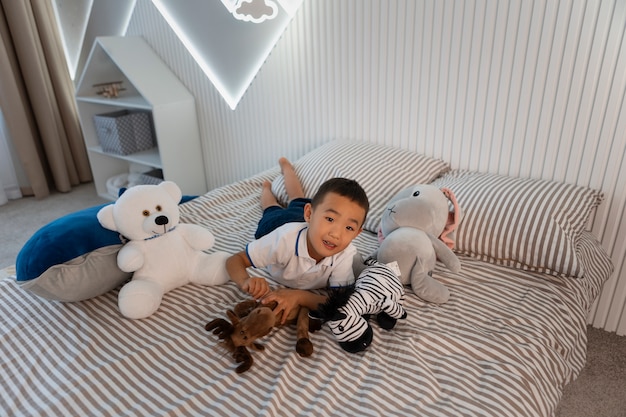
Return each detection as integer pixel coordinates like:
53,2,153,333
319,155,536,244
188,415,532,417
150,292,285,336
155,215,169,226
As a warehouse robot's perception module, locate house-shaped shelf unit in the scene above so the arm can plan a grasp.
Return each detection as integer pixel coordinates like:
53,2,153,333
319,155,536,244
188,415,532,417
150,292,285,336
75,36,206,199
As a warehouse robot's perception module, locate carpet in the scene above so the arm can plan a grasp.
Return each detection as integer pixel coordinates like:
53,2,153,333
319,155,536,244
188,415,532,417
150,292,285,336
0,265,15,280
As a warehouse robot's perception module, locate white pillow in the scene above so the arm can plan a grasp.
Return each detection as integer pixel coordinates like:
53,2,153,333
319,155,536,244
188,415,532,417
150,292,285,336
271,140,450,233
431,170,605,277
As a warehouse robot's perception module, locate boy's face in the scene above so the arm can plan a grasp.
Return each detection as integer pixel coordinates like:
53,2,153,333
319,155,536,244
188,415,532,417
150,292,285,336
303,192,365,262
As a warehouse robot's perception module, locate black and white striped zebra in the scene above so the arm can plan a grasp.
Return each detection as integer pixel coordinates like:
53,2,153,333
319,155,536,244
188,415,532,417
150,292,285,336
311,260,407,353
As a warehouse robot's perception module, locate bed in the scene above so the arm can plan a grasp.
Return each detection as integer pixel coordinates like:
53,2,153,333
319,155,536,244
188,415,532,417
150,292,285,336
0,140,614,416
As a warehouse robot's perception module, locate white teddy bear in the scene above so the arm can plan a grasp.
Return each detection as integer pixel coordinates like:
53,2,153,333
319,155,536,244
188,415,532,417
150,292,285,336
97,181,230,319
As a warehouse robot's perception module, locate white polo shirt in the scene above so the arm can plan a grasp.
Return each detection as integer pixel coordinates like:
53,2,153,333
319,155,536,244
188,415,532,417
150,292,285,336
245,222,357,289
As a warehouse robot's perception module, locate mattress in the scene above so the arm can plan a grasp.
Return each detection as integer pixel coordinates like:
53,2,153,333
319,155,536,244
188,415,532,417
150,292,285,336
0,164,613,417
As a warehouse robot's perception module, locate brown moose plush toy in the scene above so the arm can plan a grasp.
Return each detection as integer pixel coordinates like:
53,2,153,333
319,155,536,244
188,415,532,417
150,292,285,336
205,299,313,373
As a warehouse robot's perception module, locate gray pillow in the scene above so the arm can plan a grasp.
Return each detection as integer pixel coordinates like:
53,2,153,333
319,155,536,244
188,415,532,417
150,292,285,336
18,245,131,301
271,140,450,233
431,170,604,277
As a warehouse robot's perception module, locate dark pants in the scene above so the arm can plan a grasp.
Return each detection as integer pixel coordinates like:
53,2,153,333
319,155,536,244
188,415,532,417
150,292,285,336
254,198,311,239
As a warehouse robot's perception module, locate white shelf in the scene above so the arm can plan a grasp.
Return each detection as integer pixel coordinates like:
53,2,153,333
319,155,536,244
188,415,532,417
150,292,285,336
88,145,162,167
75,36,207,199
76,95,151,110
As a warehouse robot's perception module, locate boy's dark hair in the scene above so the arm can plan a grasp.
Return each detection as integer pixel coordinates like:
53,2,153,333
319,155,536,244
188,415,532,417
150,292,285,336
311,178,369,224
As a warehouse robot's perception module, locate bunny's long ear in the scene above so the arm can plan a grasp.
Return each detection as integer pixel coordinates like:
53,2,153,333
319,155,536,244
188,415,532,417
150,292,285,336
439,188,462,249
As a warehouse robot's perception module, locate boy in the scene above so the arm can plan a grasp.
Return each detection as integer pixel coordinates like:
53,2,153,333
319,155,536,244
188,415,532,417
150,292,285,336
226,157,369,323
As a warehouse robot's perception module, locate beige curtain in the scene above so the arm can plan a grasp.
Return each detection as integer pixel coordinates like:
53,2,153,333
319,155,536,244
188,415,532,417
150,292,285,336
0,0,91,198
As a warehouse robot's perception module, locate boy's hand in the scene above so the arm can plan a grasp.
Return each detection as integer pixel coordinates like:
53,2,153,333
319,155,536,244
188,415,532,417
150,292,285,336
243,277,270,299
261,289,301,325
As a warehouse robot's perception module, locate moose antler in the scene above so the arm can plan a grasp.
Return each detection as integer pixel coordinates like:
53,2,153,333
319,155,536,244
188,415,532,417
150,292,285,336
205,317,234,339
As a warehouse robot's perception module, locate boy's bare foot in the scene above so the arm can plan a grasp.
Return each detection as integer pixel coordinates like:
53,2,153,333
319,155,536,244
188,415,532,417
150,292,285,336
279,157,305,200
279,157,293,174
260,180,279,209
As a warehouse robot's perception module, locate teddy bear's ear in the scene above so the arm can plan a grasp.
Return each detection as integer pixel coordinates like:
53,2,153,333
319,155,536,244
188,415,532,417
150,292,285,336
158,181,183,204
96,205,117,232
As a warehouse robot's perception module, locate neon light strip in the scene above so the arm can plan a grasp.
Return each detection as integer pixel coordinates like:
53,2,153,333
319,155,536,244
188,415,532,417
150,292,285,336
151,0,302,110
152,0,239,109
51,0,94,80
52,0,137,80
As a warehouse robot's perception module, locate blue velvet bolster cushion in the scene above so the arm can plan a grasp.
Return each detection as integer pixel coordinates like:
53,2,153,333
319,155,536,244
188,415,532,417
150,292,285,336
15,204,131,302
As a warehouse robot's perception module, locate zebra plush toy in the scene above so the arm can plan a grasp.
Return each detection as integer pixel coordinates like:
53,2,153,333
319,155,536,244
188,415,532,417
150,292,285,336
310,259,407,353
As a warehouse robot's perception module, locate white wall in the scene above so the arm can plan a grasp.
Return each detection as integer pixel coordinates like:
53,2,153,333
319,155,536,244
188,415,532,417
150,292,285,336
126,0,626,334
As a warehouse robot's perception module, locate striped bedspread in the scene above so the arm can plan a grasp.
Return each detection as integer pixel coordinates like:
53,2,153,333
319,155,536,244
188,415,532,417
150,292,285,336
0,168,611,417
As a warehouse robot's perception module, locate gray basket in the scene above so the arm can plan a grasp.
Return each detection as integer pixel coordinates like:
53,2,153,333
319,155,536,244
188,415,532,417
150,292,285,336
93,110,155,155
